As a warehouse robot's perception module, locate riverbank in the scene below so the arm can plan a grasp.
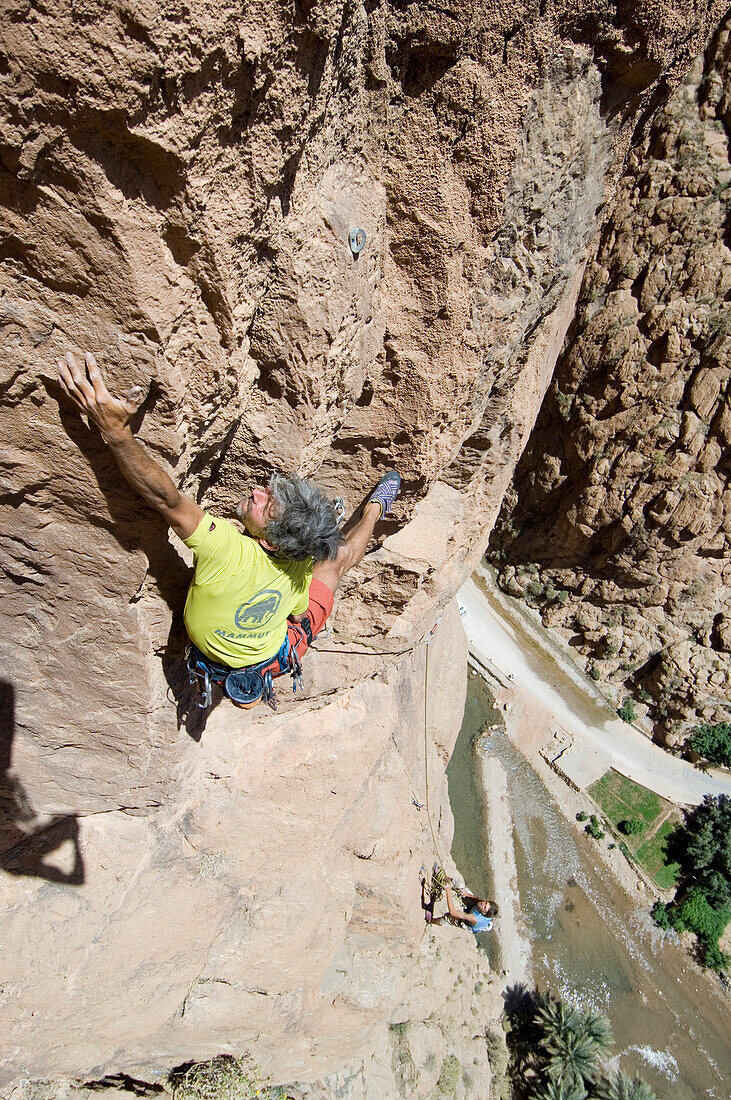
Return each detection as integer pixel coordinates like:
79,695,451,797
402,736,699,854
483,668,659,907
455,671,731,1098
459,569,731,803
477,662,731,979
477,751,531,981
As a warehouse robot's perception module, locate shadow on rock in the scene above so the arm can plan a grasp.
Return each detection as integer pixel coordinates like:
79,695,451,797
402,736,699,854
0,681,85,884
158,645,224,742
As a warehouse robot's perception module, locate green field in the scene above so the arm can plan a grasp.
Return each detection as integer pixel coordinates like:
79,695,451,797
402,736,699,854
635,818,681,890
589,770,663,827
588,769,681,889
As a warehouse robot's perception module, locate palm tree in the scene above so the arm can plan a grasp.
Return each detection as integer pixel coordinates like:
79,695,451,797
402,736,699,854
535,996,582,1039
535,997,613,1088
577,1011,613,1052
533,1078,588,1100
593,1069,658,1100
542,1028,605,1088
504,984,549,1079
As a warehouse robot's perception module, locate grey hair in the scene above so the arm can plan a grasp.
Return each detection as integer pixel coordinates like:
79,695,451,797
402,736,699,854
266,473,343,562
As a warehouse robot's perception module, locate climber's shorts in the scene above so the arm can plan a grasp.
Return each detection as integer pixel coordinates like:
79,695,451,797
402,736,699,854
305,578,334,635
287,578,334,658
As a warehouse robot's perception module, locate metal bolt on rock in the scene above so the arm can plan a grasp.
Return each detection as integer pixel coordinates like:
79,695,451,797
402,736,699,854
349,228,367,254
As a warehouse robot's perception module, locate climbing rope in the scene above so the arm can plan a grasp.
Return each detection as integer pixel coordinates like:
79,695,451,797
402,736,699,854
382,624,449,887
388,731,425,812
316,615,450,886
422,638,447,878
314,629,431,657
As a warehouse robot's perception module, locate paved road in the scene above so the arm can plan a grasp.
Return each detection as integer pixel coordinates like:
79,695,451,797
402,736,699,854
459,573,731,806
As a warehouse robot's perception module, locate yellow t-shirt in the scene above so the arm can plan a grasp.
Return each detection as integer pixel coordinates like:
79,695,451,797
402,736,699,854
183,513,313,668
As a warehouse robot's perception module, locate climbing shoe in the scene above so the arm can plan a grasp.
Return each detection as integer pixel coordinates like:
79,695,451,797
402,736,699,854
367,470,401,518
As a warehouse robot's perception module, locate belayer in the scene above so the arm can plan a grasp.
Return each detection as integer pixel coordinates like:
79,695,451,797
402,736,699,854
57,350,401,711
421,870,498,934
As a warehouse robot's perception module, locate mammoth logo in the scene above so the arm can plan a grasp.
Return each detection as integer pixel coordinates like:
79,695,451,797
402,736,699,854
234,589,282,630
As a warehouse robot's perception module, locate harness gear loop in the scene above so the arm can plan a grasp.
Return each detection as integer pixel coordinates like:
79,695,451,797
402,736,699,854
186,626,308,712
262,670,276,711
186,643,212,710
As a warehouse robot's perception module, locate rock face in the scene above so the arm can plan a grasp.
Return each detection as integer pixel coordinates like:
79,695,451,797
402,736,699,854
1,605,472,1088
490,16,731,748
0,0,725,1087
289,927,504,1100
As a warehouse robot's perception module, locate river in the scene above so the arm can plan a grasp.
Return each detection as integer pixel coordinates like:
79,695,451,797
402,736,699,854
447,673,731,1099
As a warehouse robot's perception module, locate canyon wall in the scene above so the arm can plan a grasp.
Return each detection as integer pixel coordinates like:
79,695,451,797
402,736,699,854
490,15,731,748
0,0,725,1089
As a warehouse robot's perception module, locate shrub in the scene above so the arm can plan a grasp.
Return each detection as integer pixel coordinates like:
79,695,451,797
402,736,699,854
585,816,605,840
690,722,731,767
703,942,730,973
668,888,731,971
590,667,601,681
617,699,637,723
169,1056,269,1100
437,1054,461,1094
620,819,644,836
576,811,589,822
484,1029,510,1100
651,901,670,930
670,890,723,937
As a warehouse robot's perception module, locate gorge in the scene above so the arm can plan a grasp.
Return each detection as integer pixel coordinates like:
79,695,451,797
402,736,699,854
1,1,730,1096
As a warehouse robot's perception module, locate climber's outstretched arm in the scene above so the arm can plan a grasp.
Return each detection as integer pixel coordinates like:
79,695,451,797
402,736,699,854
444,885,475,926
57,351,204,540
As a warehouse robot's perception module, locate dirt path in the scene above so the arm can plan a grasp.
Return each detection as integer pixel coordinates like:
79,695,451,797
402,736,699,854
459,570,731,805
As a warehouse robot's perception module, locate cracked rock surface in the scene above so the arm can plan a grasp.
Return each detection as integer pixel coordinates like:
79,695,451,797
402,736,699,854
491,16,731,748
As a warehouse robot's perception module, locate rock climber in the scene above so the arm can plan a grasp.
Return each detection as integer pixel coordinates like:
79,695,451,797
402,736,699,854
421,873,498,934
56,350,401,710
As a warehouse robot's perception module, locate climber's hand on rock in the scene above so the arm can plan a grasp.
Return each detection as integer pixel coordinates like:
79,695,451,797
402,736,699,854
58,351,146,443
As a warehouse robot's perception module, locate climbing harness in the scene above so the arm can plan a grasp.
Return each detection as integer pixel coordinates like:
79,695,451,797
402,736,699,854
186,619,311,713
